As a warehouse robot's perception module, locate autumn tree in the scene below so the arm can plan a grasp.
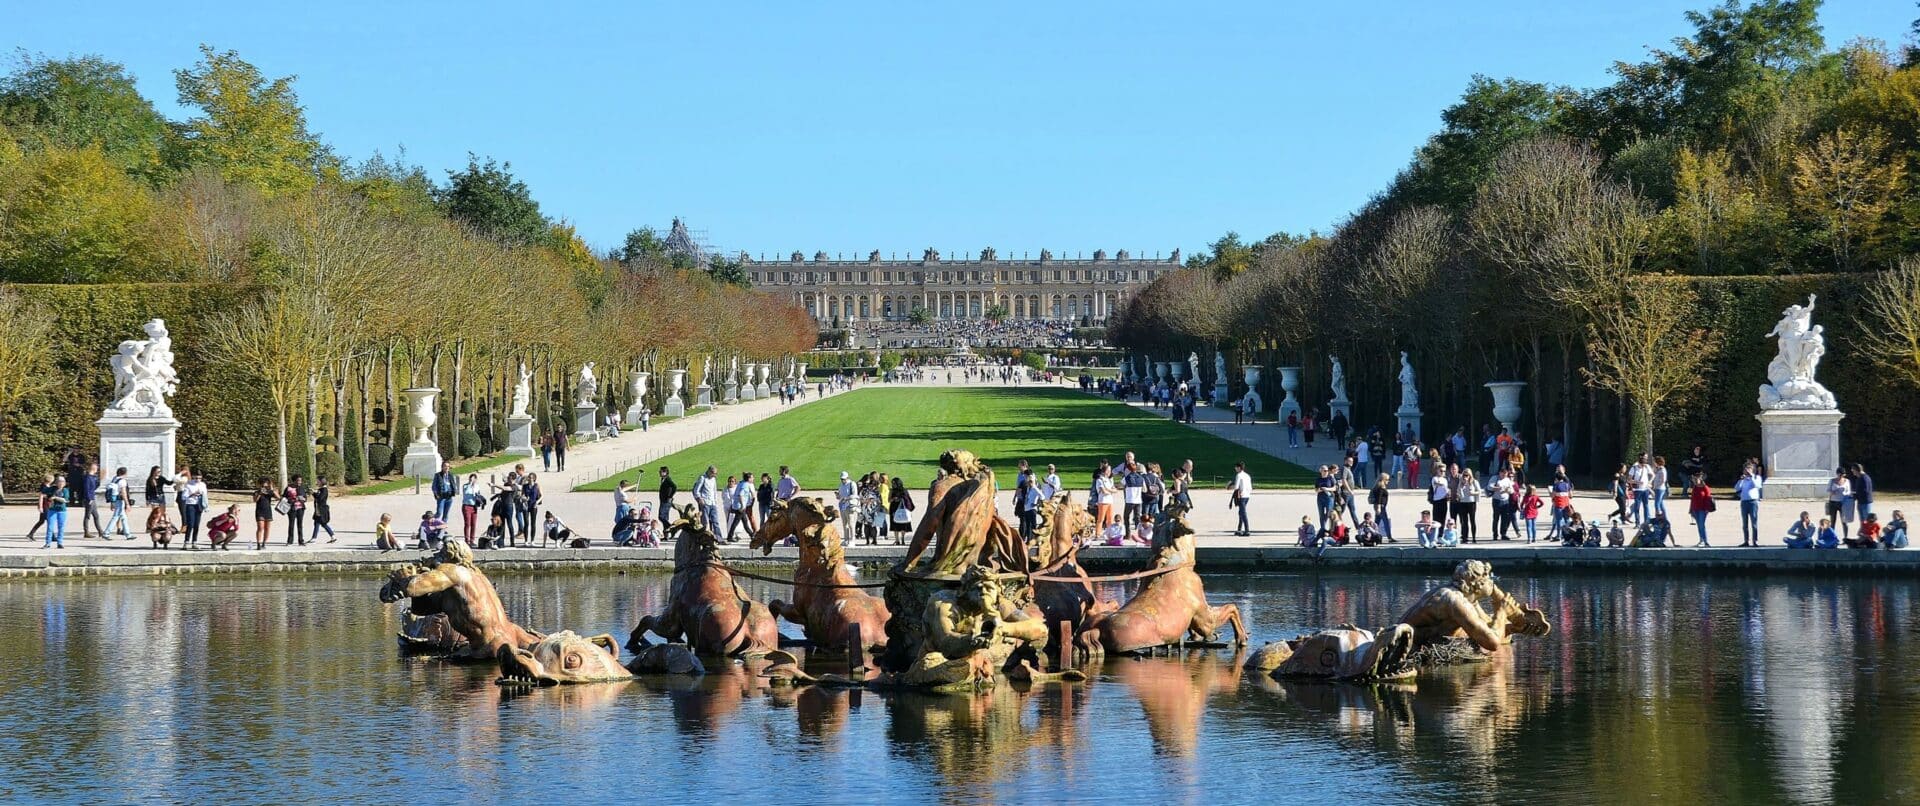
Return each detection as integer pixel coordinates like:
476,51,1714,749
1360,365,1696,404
172,45,321,194
0,142,183,282
1790,126,1904,270
0,53,169,178
0,287,53,497
1858,256,1920,389
1584,279,1721,458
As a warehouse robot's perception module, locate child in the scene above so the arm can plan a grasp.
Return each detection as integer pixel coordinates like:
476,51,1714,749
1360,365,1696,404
1846,513,1881,549
1520,485,1543,544
1414,509,1436,548
1132,515,1155,546
374,513,399,552
1815,518,1840,549
1437,518,1459,548
417,511,446,550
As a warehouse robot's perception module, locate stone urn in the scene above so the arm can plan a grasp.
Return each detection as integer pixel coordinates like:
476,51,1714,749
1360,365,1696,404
1277,367,1302,422
1484,381,1526,434
400,387,442,478
663,369,687,417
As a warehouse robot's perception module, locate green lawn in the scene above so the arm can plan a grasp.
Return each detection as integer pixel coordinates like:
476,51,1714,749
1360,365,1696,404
578,386,1312,492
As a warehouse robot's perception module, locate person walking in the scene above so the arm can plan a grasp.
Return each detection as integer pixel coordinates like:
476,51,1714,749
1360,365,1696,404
659,466,679,514
694,466,721,533
40,477,70,549
639,408,650,432
1735,464,1764,546
79,463,104,539
1688,474,1715,547
539,432,554,472
1230,461,1253,537
432,462,457,522
310,477,337,543
179,471,208,549
551,429,568,472
1520,484,1543,544
252,478,277,550
283,475,308,546
1369,473,1393,542
1610,466,1631,523
724,474,753,542
103,466,131,539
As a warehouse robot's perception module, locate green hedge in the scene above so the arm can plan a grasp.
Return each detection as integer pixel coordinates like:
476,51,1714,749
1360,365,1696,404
5,283,276,489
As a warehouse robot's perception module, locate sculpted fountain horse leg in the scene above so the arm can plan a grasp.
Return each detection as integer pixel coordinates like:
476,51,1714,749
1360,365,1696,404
630,506,781,657
378,541,541,660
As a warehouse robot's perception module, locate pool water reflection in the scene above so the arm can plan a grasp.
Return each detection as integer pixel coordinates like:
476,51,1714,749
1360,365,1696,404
0,570,1913,803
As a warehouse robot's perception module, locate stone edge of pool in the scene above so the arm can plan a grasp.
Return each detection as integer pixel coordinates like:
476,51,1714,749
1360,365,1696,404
0,545,1916,578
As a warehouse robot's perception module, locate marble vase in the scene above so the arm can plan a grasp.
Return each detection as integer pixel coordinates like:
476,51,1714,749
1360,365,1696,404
400,387,443,478
1485,381,1526,434
1276,367,1302,422
663,369,687,418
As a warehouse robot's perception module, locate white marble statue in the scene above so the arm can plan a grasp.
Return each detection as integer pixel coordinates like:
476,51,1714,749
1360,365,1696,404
1759,294,1838,410
1397,351,1419,411
1329,354,1349,403
1187,352,1201,385
1214,352,1227,385
576,362,598,407
701,356,713,385
727,355,740,385
509,363,532,418
105,318,179,419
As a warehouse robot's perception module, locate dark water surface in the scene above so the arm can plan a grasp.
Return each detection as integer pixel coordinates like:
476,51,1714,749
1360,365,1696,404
1,569,1915,804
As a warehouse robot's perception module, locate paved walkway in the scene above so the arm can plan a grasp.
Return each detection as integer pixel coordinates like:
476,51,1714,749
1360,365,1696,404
1,375,1911,559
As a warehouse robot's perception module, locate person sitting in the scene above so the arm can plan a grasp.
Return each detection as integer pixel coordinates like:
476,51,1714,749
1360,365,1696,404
1354,513,1383,547
374,512,400,552
1814,518,1840,550
1632,515,1670,548
1131,515,1155,546
416,511,447,550
1846,513,1881,549
546,511,586,548
611,507,641,547
1584,523,1603,547
206,505,240,551
1783,511,1817,549
1606,519,1627,548
146,506,177,549
1561,513,1588,547
1295,516,1316,548
1884,510,1909,550
1436,518,1460,548
1414,510,1437,548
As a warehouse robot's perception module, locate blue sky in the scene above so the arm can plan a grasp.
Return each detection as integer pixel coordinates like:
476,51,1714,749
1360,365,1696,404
11,1,1914,258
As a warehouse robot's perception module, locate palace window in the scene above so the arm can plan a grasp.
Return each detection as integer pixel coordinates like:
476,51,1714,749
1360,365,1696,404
1053,271,1061,281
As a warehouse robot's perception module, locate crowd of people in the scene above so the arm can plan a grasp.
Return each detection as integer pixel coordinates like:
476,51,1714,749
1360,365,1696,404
860,318,1084,349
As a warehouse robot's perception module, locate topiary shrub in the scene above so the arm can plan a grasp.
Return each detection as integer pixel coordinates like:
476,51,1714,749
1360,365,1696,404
366,444,394,478
343,408,365,484
458,429,482,458
313,451,346,485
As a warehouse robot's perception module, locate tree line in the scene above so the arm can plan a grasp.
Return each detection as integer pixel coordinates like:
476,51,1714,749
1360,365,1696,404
0,45,814,486
1113,0,1920,473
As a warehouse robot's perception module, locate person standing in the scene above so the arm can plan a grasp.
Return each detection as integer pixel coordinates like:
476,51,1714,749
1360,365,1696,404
1369,473,1392,542
180,471,208,549
1039,464,1061,502
1285,411,1300,449
1734,465,1763,546
40,476,70,549
460,473,484,546
1089,463,1114,533
837,471,858,536
1628,456,1653,524
1144,462,1165,522
539,432,554,473
551,428,568,472
103,466,131,539
1354,438,1372,488
1013,460,1035,539
1330,409,1349,449
776,466,800,503
282,475,308,546
1454,469,1480,544
890,476,915,544
756,472,775,525
1651,456,1671,519
1302,410,1317,448
312,477,337,543
1122,460,1146,530
658,466,679,514
1427,467,1451,528
173,463,194,527
614,479,635,525
693,466,721,532
639,407,650,432
79,462,104,539
1230,461,1253,537
1520,484,1543,544
1851,464,1874,523
723,474,751,541
432,462,457,522
251,478,276,550
1688,474,1715,547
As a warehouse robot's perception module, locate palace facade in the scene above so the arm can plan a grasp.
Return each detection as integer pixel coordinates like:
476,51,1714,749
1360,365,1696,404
744,247,1181,324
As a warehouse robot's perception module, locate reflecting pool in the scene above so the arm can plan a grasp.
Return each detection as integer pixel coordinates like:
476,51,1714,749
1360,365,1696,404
0,570,1914,803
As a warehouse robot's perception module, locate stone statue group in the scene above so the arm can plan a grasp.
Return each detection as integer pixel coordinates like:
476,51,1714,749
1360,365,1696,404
105,319,179,419
375,447,1551,692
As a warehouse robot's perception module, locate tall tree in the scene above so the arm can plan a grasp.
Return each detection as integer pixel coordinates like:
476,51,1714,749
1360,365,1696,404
1858,256,1920,388
1584,280,1721,457
1399,76,1570,209
1791,126,1904,270
0,287,53,498
0,53,169,178
0,143,182,282
172,45,322,194
436,155,548,246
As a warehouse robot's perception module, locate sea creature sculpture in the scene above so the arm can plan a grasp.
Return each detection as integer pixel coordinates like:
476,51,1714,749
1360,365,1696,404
751,496,890,651
379,540,541,660
628,505,782,657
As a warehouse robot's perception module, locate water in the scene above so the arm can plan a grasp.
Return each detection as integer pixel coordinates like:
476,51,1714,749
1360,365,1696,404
0,569,1915,804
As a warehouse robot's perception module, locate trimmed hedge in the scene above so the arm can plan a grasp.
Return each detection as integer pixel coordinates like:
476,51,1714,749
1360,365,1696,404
5,283,276,490
314,451,346,485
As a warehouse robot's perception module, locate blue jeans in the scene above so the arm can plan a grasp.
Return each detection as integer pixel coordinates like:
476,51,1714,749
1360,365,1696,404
1235,500,1249,534
1632,490,1651,523
106,498,129,537
1695,513,1709,546
1739,501,1760,545
181,503,205,544
1525,517,1538,543
1654,487,1668,517
44,509,66,547
436,496,454,522
702,504,722,533
1286,426,1298,446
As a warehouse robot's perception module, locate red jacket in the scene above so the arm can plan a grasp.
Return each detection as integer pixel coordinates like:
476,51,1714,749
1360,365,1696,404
1689,485,1715,514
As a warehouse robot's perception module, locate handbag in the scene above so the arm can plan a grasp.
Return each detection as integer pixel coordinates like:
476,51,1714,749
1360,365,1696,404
273,499,291,516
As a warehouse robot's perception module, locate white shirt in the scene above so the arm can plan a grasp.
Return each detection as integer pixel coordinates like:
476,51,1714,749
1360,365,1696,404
1429,476,1449,502
1355,442,1371,464
1736,476,1763,502
183,480,208,506
1491,476,1515,503
693,474,717,505
1629,463,1652,491
1231,471,1253,498
1039,474,1060,500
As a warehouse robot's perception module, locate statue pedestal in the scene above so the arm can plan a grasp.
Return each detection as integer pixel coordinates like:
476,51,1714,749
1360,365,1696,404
722,382,739,405
1756,409,1843,499
504,414,535,457
755,382,772,399
1396,406,1424,442
739,381,757,402
1329,400,1352,426
624,401,649,426
572,404,599,442
663,393,685,418
96,415,179,489
1212,382,1230,406
695,384,714,409
401,438,441,479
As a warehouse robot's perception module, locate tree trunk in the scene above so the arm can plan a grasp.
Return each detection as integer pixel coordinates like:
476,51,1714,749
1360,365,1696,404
275,402,290,488
383,342,396,448
357,355,373,475
1559,337,1573,473
304,370,319,482
451,339,466,453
